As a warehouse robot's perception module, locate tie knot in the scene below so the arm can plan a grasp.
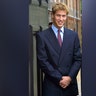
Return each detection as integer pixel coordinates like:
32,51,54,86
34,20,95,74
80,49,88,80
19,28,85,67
58,29,60,33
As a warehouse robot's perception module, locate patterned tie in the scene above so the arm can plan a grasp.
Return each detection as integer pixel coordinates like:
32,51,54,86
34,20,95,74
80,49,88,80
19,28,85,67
58,29,62,47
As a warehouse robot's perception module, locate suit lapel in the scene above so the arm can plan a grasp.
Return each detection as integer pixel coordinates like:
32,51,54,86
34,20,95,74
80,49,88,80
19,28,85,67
46,28,61,54
59,28,70,64
46,27,70,63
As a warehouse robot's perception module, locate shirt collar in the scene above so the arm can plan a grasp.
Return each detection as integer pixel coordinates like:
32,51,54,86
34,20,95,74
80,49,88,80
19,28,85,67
51,24,64,33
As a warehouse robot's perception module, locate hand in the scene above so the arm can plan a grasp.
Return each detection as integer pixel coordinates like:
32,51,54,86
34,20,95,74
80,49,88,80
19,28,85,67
59,76,71,89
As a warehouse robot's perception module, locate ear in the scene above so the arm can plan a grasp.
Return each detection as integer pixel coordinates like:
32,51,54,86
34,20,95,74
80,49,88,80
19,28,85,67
51,13,54,19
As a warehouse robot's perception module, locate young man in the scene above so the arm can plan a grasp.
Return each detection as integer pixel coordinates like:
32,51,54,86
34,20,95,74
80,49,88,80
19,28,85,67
36,2,82,96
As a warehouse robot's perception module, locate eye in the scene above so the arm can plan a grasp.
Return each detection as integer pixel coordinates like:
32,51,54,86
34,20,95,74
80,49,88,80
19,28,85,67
62,15,67,17
56,14,61,17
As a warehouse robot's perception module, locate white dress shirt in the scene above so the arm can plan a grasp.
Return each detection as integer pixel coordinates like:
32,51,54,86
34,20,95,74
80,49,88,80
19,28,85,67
51,24,64,41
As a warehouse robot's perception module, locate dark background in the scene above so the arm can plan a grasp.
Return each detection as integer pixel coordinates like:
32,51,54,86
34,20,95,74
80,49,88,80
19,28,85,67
82,0,96,96
0,0,29,96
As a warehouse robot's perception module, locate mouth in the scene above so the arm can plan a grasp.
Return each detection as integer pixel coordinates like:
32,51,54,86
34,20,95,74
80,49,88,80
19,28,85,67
58,21,63,25
58,23,63,26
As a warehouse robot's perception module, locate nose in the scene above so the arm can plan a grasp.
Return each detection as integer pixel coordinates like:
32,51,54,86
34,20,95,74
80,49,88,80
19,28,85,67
59,16,63,20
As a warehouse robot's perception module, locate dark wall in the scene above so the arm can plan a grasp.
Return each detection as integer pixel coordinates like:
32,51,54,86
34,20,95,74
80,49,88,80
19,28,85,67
0,0,29,96
82,1,96,96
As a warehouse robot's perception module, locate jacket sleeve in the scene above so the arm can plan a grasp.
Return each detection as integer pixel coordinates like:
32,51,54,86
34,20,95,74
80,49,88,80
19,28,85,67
68,32,82,80
36,33,62,84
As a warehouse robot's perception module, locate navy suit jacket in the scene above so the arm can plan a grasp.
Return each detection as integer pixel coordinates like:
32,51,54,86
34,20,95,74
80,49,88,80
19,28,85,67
36,27,82,96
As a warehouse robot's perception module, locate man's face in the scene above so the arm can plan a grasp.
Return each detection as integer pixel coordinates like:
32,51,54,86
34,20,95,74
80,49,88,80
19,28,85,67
52,10,67,29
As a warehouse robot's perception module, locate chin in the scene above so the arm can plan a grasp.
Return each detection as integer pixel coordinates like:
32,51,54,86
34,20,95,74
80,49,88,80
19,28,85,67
58,25,63,28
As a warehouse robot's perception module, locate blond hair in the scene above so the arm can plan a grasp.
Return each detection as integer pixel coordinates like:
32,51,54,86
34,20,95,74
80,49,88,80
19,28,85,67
52,2,69,15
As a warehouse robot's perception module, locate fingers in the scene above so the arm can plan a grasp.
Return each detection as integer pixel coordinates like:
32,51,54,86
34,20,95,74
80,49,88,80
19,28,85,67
59,76,71,89
59,81,68,89
60,83,68,88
